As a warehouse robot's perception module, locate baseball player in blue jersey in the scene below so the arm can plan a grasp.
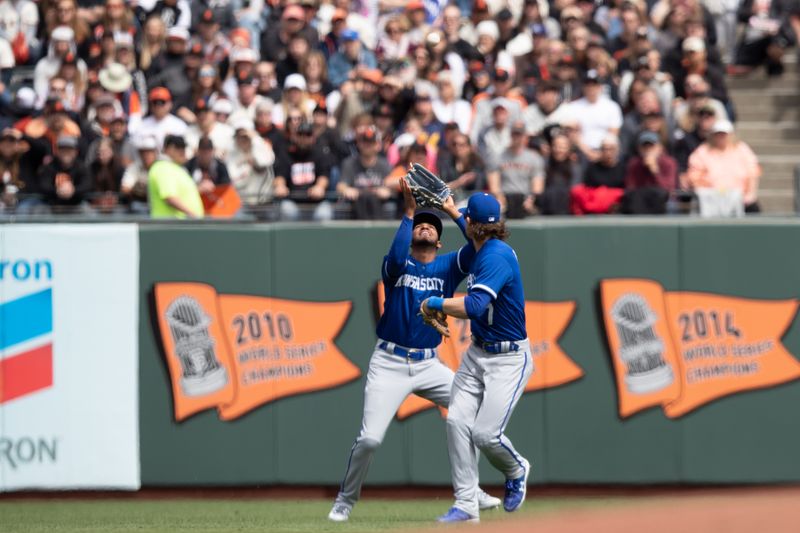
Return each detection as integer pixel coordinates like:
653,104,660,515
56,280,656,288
422,192,533,523
328,180,502,523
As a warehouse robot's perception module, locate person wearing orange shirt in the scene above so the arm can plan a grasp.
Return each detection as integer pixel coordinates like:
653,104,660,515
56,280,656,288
683,120,762,214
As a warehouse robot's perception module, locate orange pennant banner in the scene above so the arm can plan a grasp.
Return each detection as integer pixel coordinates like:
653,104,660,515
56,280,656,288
154,283,361,421
375,282,584,420
601,279,800,418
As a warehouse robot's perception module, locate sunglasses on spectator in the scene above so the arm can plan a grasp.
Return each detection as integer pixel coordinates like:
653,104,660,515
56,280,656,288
151,99,168,105
297,131,314,137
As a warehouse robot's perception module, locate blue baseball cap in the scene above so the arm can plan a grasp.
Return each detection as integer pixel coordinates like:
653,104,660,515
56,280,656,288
462,193,501,223
341,29,359,41
413,209,443,239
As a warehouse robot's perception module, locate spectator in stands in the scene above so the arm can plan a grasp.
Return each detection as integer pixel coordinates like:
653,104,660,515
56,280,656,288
147,134,203,219
272,73,315,129
311,103,348,171
221,47,258,100
337,125,393,219
227,117,275,207
273,120,332,221
476,100,511,166
432,71,471,135
136,87,187,149
194,9,231,66
185,98,233,159
23,98,81,153
683,119,762,214
90,109,135,167
522,80,570,140
0,0,40,65
733,0,797,77
261,4,318,64
567,69,623,160
48,0,91,55
622,131,678,214
376,15,411,63
320,7,347,59
34,26,88,101
145,26,190,91
300,50,336,110
0,128,39,211
487,120,545,219
537,130,583,215
121,135,158,213
328,29,378,87
254,60,281,102
88,136,125,214
185,136,231,195
437,132,485,206
618,51,675,123
139,16,167,78
144,0,191,31
38,134,90,213
672,103,717,177
279,32,313,86
673,74,730,133
470,68,524,144
104,52,146,128
571,134,626,215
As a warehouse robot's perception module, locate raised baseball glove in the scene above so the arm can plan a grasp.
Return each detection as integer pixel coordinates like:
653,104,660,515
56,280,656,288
420,299,451,338
406,163,451,209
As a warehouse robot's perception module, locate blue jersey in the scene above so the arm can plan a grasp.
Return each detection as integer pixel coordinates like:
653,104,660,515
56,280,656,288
376,216,474,349
467,239,527,343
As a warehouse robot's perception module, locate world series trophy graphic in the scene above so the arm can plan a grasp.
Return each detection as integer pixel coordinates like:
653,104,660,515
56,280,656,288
610,293,674,394
165,296,229,396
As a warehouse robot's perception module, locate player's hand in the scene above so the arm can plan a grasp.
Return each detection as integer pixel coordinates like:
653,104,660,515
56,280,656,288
442,194,460,220
419,298,450,338
400,176,416,217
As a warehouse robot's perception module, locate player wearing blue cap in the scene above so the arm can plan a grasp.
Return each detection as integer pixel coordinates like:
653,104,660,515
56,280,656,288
423,192,532,523
328,180,501,523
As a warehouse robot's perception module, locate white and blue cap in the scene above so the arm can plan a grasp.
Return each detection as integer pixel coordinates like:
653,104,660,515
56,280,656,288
462,193,501,223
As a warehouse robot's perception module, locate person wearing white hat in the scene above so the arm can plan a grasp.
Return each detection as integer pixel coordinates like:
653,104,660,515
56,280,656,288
33,25,87,102
271,73,315,128
121,135,160,213
226,117,275,207
683,119,762,216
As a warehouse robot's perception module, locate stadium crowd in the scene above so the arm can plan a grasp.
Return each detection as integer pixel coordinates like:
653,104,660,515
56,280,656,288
0,0,797,218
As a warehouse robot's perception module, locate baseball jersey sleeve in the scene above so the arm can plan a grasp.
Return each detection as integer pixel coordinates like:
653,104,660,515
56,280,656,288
470,252,512,300
382,216,413,280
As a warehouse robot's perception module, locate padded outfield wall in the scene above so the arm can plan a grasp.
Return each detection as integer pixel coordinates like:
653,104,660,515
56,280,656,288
137,219,800,487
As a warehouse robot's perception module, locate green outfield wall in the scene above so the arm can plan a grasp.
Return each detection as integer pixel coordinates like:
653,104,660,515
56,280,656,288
138,220,800,486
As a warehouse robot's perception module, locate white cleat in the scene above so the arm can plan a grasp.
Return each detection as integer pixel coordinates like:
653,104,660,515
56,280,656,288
478,488,502,510
327,504,351,522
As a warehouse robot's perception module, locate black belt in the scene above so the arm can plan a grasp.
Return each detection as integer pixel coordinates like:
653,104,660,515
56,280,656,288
378,341,436,361
471,336,521,354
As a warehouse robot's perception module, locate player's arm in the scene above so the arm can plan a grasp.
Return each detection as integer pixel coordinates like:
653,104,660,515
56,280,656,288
422,290,492,320
383,178,416,278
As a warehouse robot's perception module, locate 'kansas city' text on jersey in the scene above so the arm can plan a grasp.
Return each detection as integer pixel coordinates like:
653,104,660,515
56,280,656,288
377,216,474,349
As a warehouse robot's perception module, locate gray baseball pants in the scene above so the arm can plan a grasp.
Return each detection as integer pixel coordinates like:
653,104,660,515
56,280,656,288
334,341,454,508
446,340,533,517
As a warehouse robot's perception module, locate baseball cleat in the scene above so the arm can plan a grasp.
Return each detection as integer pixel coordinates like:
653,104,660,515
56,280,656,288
327,504,351,522
477,488,501,510
503,458,530,512
437,507,479,523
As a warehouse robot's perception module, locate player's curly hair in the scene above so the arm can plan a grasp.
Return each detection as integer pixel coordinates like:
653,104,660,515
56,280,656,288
469,221,510,242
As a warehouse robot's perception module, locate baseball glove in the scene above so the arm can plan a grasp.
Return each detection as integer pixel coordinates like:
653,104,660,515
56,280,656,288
406,163,451,209
420,300,451,338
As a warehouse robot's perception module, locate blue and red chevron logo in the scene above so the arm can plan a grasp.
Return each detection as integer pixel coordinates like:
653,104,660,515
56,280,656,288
0,288,53,403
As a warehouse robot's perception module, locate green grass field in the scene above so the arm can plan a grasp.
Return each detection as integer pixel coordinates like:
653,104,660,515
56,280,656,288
0,497,619,533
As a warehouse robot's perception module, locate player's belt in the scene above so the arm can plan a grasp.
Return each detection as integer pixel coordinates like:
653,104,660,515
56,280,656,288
378,341,437,361
471,336,521,354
